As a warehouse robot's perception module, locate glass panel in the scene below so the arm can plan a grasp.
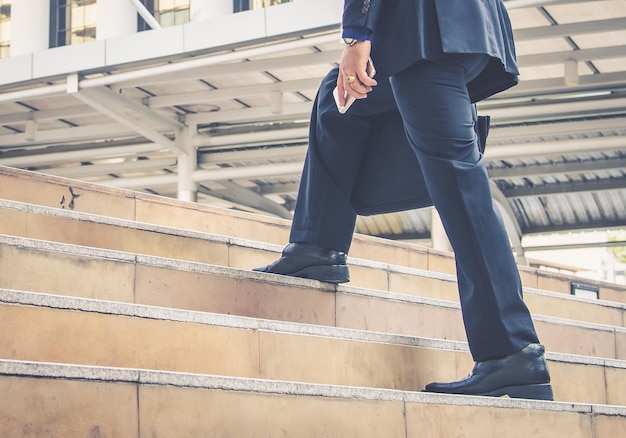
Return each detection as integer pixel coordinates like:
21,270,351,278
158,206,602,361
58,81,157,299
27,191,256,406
256,0,292,8
155,0,190,28
71,5,84,28
159,0,174,10
72,0,96,6
159,10,175,27
236,0,292,12
83,2,97,26
0,1,9,58
63,0,97,45
0,1,9,20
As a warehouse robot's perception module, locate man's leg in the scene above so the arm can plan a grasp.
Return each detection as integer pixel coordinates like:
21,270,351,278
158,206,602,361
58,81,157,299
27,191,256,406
253,67,397,282
290,67,398,252
389,56,552,400
389,55,538,360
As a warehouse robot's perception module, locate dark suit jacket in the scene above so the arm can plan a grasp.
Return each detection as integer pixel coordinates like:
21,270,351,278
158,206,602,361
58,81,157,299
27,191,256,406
342,0,519,102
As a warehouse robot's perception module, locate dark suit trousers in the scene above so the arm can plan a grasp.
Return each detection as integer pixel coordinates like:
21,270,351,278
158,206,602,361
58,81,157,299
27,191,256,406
290,68,401,252
290,57,540,362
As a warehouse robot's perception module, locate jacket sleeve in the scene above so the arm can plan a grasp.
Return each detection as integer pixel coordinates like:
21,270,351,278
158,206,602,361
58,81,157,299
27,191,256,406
342,0,382,37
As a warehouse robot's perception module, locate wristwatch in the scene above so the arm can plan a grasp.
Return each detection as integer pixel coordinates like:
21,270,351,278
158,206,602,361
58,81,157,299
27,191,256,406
342,37,358,47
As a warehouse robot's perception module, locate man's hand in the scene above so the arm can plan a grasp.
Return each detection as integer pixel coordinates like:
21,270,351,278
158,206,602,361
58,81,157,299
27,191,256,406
337,40,377,107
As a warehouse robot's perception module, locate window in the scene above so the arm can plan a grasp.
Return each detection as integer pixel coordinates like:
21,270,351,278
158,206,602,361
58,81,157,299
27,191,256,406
234,0,292,13
156,0,189,27
0,0,10,58
50,0,97,48
138,0,190,31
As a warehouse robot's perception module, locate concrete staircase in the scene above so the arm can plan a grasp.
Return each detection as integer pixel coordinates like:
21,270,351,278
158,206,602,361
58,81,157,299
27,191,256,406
0,165,624,437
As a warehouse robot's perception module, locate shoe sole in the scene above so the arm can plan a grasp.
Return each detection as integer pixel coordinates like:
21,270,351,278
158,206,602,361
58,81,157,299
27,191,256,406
293,264,350,284
483,383,554,401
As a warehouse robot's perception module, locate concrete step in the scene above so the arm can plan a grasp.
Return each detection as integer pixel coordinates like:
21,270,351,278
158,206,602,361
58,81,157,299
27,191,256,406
2,165,623,304
2,359,624,438
0,234,624,362
1,288,625,407
1,198,624,330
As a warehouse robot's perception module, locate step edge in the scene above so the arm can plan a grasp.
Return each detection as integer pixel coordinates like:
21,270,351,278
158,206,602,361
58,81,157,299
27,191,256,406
2,232,624,312
0,165,289,229
5,197,626,304
0,198,233,245
0,287,465,353
2,358,622,416
340,286,626,334
1,287,624,370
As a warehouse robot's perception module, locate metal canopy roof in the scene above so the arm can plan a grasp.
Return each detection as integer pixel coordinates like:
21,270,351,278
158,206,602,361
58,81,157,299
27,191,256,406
0,0,625,259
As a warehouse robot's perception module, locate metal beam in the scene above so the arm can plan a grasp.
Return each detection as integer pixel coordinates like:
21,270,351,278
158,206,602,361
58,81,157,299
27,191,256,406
524,240,626,251
96,161,304,189
195,187,289,219
40,157,178,178
493,71,626,100
198,145,307,164
482,96,626,123
0,104,97,125
505,0,606,9
0,123,141,148
72,86,184,154
0,143,163,167
117,49,340,89
257,182,301,196
194,127,310,148
488,157,626,179
147,77,324,108
500,177,626,198
488,118,626,143
517,45,626,68
522,218,626,235
82,34,340,90
0,84,67,104
209,180,292,219
192,162,303,183
514,18,626,41
187,102,313,126
100,173,179,189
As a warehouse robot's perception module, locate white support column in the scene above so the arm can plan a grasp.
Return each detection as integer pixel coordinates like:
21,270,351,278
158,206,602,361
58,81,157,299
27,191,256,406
177,124,198,202
190,0,233,21
10,0,50,56
97,0,138,40
430,207,453,252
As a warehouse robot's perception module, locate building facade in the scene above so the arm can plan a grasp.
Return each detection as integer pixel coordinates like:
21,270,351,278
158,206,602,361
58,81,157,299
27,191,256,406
0,0,293,58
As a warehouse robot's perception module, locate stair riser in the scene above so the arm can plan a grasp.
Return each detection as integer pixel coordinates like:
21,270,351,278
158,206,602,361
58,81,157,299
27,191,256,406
340,292,624,360
0,302,624,406
0,169,290,245
0,207,230,266
1,243,624,361
5,374,620,438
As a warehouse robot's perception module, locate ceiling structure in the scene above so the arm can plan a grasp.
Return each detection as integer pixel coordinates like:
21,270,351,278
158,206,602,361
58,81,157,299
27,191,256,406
0,0,625,262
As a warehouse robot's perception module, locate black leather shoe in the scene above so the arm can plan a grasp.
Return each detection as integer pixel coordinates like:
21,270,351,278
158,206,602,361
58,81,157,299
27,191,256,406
423,343,554,400
253,242,350,283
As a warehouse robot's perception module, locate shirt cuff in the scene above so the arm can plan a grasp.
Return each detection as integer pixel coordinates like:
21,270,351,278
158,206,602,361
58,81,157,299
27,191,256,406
341,27,372,41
